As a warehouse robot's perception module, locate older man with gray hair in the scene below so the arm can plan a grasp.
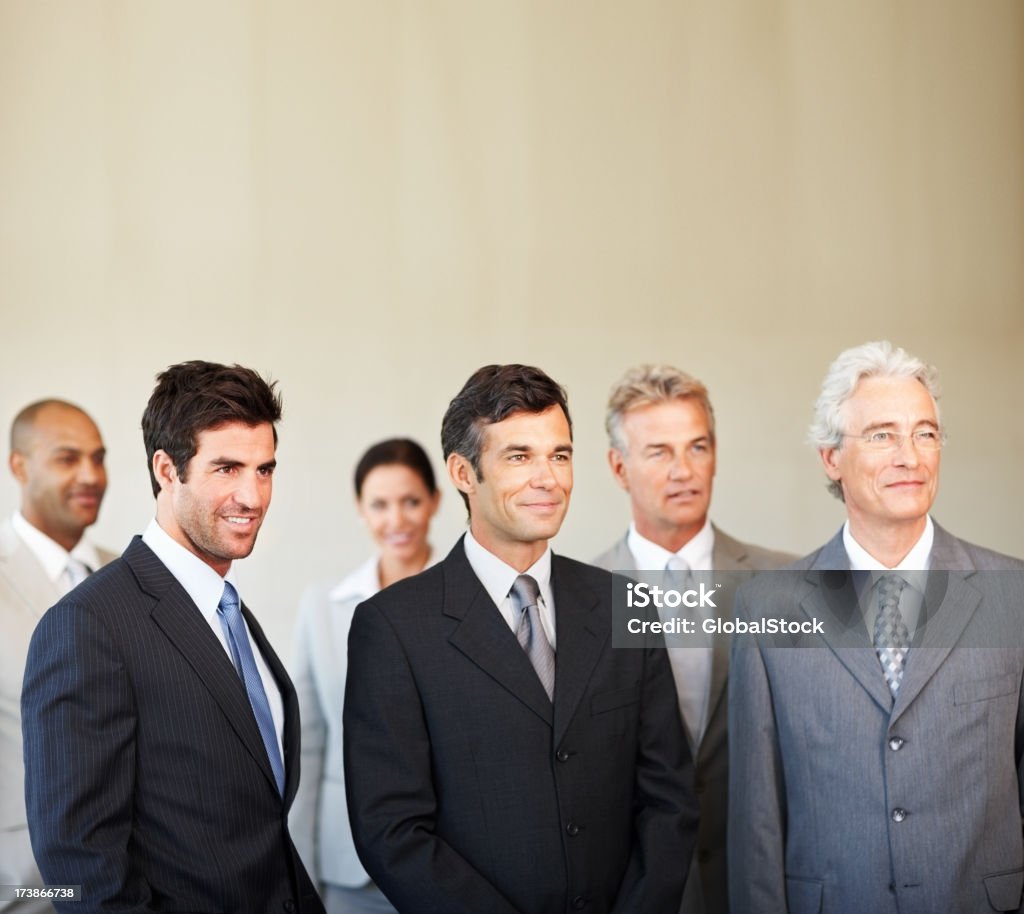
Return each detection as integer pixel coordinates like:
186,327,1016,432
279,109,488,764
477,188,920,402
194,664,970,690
594,364,792,914
728,340,1024,914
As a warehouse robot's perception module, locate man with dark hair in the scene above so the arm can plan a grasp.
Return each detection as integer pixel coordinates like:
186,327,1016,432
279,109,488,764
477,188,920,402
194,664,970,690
344,364,698,914
2,399,114,914
22,362,323,914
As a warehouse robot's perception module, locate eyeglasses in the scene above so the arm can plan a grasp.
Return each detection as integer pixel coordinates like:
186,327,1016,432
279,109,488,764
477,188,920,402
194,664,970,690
842,428,946,451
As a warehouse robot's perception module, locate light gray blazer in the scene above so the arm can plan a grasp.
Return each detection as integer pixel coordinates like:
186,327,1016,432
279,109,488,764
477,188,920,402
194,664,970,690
728,523,1024,914
594,525,795,914
289,556,379,890
0,519,116,912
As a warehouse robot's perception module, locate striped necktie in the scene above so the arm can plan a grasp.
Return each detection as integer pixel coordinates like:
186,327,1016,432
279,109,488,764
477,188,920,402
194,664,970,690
510,574,556,702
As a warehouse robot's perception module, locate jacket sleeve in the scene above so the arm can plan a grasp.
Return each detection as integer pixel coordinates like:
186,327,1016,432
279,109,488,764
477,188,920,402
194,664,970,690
342,599,520,914
610,636,700,914
21,599,157,914
727,584,789,912
288,587,327,886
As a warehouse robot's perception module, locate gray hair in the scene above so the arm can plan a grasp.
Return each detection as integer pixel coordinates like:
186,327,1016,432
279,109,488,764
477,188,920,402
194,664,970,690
605,364,715,453
809,340,941,499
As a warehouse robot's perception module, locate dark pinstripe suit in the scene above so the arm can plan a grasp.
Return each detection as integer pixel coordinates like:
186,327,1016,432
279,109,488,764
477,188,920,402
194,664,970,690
21,537,323,914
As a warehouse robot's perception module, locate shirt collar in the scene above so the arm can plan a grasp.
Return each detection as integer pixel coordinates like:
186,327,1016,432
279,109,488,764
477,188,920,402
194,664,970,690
328,554,382,602
842,516,933,590
327,549,439,603
626,517,715,571
12,511,102,582
463,528,552,611
141,517,238,624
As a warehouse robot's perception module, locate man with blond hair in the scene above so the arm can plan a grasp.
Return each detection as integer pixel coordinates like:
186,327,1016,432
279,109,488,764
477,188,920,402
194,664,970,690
595,364,792,914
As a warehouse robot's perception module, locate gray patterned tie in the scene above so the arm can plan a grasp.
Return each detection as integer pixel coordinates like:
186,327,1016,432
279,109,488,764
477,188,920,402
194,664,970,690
510,574,556,701
873,574,909,696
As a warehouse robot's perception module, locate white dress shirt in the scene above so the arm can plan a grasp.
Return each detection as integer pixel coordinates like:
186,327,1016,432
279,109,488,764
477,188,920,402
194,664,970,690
625,518,716,751
12,511,103,595
142,518,284,758
463,530,556,648
626,517,715,573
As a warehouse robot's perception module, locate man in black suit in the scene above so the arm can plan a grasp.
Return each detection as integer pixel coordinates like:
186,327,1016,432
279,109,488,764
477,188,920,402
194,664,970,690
22,361,323,914
343,364,698,914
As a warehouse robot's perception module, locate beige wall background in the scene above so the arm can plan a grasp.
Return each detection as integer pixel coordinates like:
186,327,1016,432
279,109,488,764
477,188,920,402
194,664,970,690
1,0,1021,652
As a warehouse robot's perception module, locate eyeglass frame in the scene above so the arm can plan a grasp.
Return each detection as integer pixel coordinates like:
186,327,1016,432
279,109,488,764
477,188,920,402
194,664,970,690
840,426,947,452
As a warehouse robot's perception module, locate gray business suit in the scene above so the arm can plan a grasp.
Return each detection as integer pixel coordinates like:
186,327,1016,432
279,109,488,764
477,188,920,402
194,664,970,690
594,526,794,914
728,524,1024,914
0,519,116,914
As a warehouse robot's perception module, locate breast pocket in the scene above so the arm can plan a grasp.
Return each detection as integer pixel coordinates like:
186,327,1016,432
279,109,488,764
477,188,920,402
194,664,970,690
591,683,641,743
591,683,641,714
786,877,823,914
954,674,1018,706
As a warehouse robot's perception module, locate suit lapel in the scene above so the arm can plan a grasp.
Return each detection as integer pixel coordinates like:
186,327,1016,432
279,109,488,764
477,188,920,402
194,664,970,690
551,556,606,745
803,531,894,713
0,521,63,620
244,604,300,804
124,538,282,796
890,528,980,724
703,528,750,725
711,527,749,571
443,542,554,727
606,536,636,573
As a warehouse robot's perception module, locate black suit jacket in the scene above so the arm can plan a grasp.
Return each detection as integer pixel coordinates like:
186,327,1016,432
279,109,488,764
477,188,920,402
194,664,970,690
21,537,323,914
343,539,698,914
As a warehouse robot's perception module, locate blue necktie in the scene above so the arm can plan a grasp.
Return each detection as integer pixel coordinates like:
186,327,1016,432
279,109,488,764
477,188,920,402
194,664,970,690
217,582,285,795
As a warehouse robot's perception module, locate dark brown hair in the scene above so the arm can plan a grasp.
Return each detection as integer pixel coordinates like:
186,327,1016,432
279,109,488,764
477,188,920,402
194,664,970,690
354,438,437,498
441,364,571,510
141,361,282,497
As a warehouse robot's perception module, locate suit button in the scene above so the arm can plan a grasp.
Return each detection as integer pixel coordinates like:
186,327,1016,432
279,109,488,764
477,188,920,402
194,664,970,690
891,808,908,823
556,749,570,763
572,896,587,910
282,900,296,913
695,779,706,794
566,821,580,836
888,736,905,751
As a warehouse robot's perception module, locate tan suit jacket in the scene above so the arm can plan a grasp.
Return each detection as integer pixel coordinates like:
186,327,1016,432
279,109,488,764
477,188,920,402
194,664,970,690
593,525,795,914
0,519,116,913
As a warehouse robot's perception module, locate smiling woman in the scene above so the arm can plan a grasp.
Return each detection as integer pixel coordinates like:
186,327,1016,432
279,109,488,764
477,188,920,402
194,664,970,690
289,438,439,914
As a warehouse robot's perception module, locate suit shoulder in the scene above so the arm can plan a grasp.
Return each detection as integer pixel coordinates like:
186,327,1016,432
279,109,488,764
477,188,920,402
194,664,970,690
714,527,796,570
40,556,144,626
955,538,1024,570
554,553,619,589
361,562,445,615
742,541,800,570
97,545,121,567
